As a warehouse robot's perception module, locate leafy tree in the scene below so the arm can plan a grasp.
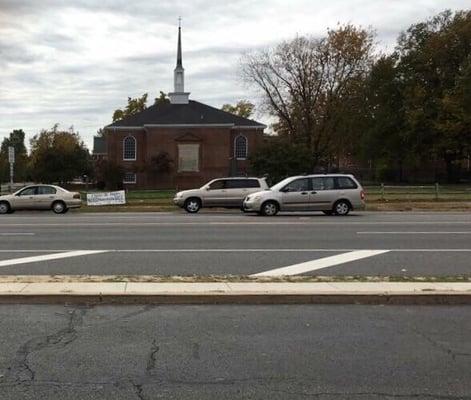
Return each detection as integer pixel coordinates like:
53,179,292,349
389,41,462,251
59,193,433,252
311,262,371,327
242,25,376,169
154,91,170,105
395,10,471,182
112,93,149,122
249,138,313,184
359,55,411,181
112,91,171,123
0,129,29,182
221,100,255,118
148,151,173,174
29,124,91,184
94,159,124,190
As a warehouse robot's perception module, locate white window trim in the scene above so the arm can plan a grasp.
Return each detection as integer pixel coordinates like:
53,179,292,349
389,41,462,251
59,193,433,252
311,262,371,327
234,134,248,160
123,172,137,184
123,136,137,161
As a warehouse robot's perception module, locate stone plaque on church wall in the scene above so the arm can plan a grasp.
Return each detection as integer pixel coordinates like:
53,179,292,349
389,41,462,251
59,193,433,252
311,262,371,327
178,144,200,172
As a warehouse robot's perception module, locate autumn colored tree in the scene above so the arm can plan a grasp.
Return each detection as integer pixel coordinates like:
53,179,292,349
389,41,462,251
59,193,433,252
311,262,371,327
242,25,376,170
112,93,149,122
154,91,170,105
29,125,91,184
221,100,255,118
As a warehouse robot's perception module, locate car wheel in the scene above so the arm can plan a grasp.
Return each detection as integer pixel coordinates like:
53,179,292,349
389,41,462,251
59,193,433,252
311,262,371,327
52,201,67,214
322,210,333,216
0,201,10,215
333,200,351,216
261,201,279,216
184,198,201,213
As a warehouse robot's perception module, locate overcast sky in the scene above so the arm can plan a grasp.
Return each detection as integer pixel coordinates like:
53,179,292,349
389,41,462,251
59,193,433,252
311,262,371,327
0,0,469,151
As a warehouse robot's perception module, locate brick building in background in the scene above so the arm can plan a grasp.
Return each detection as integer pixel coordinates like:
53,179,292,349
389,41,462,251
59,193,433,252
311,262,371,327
96,24,265,190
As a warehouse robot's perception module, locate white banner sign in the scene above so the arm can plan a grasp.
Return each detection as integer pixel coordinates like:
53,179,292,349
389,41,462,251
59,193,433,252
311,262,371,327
87,190,126,206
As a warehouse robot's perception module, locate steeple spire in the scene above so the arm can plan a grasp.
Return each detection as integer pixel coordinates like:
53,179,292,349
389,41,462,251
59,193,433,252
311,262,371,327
169,18,190,104
176,17,182,68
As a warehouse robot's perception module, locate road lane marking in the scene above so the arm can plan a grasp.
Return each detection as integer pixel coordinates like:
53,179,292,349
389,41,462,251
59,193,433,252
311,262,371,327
0,233,35,236
0,250,108,267
358,231,471,235
251,250,390,276
1,248,471,253
3,221,471,227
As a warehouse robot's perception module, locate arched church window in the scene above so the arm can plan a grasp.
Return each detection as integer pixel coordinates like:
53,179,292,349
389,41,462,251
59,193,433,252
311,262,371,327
123,136,136,160
234,135,248,160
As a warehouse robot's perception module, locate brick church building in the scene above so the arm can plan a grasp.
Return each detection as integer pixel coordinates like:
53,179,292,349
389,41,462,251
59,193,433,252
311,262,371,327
97,24,266,190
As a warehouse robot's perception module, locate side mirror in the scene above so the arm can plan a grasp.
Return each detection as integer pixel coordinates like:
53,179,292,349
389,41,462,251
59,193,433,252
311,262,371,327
280,187,289,193
205,187,210,191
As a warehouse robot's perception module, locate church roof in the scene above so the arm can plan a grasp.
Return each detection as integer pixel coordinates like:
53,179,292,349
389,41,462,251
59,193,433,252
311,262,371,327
106,100,266,129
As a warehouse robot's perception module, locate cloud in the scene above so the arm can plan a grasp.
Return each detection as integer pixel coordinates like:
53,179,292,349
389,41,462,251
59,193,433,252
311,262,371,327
0,0,470,150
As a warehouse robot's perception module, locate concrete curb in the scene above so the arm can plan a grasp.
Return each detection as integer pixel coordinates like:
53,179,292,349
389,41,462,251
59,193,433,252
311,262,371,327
0,282,470,305
0,294,471,305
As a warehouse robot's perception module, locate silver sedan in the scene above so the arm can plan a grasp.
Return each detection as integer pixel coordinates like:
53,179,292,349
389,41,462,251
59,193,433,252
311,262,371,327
0,185,82,214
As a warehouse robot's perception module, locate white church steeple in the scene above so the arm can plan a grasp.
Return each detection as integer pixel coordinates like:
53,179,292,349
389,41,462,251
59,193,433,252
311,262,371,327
169,18,190,104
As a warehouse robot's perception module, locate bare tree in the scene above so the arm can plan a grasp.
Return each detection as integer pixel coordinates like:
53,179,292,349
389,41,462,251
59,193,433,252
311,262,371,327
242,25,376,168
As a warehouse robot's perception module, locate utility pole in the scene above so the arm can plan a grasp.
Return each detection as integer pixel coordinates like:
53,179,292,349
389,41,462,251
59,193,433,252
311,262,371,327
8,146,14,193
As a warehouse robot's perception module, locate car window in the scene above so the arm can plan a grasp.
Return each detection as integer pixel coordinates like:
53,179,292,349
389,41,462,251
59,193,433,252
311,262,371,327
208,180,225,190
18,187,37,196
336,177,358,189
245,179,261,188
37,186,57,195
311,178,324,191
312,177,345,190
323,177,336,190
283,178,310,192
225,179,260,189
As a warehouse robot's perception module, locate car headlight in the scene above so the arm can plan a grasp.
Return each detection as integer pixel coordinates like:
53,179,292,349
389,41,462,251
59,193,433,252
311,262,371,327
175,192,183,198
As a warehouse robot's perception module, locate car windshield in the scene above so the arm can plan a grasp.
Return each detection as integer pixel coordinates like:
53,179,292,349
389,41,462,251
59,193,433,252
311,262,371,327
270,177,297,191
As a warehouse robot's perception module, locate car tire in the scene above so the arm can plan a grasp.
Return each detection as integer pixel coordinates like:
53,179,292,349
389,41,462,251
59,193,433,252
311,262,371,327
333,200,351,216
261,201,279,216
184,198,201,213
52,201,67,214
322,210,333,216
0,201,10,215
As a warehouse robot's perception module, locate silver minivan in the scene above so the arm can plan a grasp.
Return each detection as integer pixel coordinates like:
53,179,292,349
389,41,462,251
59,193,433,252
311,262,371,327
243,174,365,216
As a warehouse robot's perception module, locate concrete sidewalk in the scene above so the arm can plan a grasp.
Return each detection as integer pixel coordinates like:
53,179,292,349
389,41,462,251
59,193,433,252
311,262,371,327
1,281,470,304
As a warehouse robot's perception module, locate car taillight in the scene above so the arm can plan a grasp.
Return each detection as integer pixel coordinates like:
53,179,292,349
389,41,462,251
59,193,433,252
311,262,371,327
360,190,365,200
73,193,81,199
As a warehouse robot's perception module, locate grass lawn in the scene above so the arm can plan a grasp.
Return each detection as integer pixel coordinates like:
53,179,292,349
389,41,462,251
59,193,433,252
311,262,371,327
78,186,471,212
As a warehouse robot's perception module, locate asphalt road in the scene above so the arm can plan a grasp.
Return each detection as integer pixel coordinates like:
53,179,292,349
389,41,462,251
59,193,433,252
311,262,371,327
0,211,471,276
0,304,470,399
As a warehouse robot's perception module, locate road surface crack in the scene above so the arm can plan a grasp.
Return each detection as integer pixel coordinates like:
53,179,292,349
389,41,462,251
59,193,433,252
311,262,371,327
413,329,471,361
146,339,159,375
5,306,87,384
268,388,471,399
132,381,146,400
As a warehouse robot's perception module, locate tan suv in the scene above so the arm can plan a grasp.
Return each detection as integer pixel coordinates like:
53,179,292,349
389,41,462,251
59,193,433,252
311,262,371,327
174,177,269,213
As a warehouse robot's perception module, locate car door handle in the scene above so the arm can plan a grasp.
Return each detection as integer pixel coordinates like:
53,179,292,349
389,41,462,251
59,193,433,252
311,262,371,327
311,191,317,194
301,192,308,195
